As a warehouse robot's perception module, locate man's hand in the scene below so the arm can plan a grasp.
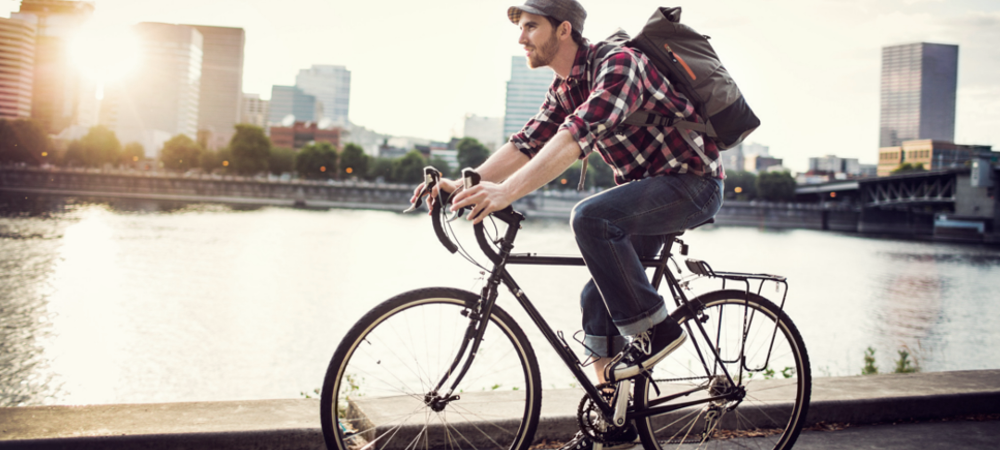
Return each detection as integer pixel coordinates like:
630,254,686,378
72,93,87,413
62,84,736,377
409,177,461,214
449,181,514,224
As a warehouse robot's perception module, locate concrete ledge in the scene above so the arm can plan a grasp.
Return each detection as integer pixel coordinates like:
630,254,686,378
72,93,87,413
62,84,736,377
2,370,998,449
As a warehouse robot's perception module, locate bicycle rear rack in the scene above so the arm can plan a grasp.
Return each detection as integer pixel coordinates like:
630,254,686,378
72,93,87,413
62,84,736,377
682,258,790,374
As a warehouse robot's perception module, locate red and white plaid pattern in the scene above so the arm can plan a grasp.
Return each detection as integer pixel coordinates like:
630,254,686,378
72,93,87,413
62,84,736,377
510,42,725,184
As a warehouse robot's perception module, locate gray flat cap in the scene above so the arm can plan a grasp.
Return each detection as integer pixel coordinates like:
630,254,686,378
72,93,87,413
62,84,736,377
508,0,587,35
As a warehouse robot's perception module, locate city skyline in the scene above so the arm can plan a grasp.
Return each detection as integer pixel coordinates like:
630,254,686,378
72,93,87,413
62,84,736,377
1,0,998,172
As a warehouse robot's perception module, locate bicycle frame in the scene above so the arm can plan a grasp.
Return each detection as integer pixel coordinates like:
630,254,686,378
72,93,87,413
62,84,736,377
417,167,789,425
434,213,742,421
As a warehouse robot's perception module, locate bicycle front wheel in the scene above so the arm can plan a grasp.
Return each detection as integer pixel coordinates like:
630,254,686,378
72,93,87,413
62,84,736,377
635,290,811,450
320,287,542,450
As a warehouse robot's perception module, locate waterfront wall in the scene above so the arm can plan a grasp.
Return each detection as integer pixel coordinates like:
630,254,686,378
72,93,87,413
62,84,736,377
0,166,941,236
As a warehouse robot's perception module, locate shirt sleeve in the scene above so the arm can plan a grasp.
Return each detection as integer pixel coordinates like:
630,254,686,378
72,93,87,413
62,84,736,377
559,49,645,157
509,88,567,160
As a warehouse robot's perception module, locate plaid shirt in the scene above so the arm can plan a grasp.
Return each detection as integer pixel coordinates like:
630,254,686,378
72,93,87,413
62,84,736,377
510,42,724,184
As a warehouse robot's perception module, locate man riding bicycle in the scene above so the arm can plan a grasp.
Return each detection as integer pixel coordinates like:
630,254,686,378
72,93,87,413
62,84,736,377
413,1,724,446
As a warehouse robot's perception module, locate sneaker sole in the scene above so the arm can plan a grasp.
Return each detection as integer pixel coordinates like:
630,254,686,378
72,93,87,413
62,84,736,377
611,330,687,380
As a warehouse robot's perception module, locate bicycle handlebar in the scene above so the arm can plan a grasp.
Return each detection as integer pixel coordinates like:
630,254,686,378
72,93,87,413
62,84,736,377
406,166,523,265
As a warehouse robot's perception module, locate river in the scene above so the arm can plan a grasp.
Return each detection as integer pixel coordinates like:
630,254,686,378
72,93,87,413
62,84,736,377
2,192,999,406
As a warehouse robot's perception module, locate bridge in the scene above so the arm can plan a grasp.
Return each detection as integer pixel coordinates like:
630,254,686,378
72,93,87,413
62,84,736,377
795,168,969,208
795,166,998,242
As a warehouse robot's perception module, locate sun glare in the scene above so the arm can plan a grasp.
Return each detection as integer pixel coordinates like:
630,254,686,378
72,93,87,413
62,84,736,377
69,22,141,85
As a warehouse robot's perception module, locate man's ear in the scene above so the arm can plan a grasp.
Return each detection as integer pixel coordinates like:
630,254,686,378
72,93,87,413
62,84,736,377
559,21,572,40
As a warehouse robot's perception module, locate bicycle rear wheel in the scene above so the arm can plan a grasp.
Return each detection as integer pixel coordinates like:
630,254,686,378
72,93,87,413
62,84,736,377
320,287,542,450
634,290,811,450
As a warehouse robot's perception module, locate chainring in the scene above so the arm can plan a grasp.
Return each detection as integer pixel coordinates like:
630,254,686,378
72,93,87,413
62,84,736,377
576,383,630,444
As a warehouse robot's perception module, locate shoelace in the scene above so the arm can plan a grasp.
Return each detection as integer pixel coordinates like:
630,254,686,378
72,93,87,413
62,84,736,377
630,329,653,356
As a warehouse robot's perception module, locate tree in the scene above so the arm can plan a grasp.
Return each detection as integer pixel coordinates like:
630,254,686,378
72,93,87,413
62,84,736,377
120,142,145,165
160,134,203,171
725,171,758,200
756,171,796,201
268,147,296,175
62,125,121,167
200,147,234,173
367,157,395,182
429,156,454,179
0,119,52,165
339,143,369,179
891,162,926,174
586,151,615,189
456,137,490,170
296,141,339,180
393,150,427,184
229,124,271,175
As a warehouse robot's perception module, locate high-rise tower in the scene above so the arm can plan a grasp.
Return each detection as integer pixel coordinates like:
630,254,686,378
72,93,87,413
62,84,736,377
295,65,351,126
0,17,36,119
503,56,554,140
879,43,958,148
12,0,94,134
186,25,244,150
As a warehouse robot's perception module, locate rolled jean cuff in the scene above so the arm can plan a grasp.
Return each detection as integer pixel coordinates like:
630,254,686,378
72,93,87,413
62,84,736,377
583,334,629,358
615,303,669,337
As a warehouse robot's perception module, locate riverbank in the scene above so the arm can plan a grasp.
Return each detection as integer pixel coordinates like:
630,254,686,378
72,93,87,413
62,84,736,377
5,166,997,243
1,370,998,449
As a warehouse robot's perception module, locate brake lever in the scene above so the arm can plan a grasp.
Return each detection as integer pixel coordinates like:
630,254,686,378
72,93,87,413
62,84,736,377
403,166,442,213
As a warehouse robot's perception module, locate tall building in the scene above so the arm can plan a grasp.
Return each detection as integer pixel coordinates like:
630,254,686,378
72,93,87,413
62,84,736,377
186,25,244,150
0,17,36,119
808,155,861,176
503,56,554,139
879,43,958,148
268,85,316,125
12,0,94,134
239,93,269,128
103,23,202,157
295,65,350,126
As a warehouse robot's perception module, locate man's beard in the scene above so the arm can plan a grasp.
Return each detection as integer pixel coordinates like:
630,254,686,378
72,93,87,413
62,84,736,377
527,32,559,68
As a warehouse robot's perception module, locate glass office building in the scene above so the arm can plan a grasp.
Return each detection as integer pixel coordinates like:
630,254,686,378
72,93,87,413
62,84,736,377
879,43,958,148
503,56,555,141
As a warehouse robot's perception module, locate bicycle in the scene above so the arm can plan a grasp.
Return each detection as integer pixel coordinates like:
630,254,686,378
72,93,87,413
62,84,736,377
320,167,811,450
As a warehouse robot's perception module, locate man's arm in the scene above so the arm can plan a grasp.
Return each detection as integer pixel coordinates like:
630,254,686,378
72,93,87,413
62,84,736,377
450,129,581,223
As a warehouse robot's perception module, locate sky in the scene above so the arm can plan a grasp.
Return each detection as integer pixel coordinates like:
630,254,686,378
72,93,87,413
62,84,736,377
5,0,999,172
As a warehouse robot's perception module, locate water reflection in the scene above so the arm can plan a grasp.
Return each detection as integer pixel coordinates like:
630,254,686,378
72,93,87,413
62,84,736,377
1,192,999,405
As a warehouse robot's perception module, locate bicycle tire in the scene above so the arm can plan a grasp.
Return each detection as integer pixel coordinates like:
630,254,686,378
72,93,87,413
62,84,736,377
320,287,542,450
634,290,811,450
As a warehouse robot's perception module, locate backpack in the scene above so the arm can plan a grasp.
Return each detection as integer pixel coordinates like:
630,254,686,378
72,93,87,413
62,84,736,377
594,6,760,150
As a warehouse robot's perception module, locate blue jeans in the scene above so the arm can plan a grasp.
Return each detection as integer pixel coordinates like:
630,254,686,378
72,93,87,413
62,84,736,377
570,173,724,357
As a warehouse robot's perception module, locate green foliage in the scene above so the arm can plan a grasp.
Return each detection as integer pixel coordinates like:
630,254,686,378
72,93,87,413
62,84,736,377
339,143,369,179
546,152,615,190
725,171,758,200
587,151,615,189
268,147,296,175
756,171,796,201
894,349,919,373
0,119,52,165
64,125,122,168
200,148,233,173
160,134,203,171
862,347,878,375
121,142,145,165
367,157,395,182
296,141,339,180
428,156,454,179
229,124,271,175
393,150,427,184
891,162,926,174
456,137,490,170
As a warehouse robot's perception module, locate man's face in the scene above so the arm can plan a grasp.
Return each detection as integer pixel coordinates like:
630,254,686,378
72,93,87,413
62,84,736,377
517,12,560,69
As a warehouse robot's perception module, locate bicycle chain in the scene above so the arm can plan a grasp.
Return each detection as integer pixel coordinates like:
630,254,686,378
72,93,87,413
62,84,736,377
576,383,629,444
